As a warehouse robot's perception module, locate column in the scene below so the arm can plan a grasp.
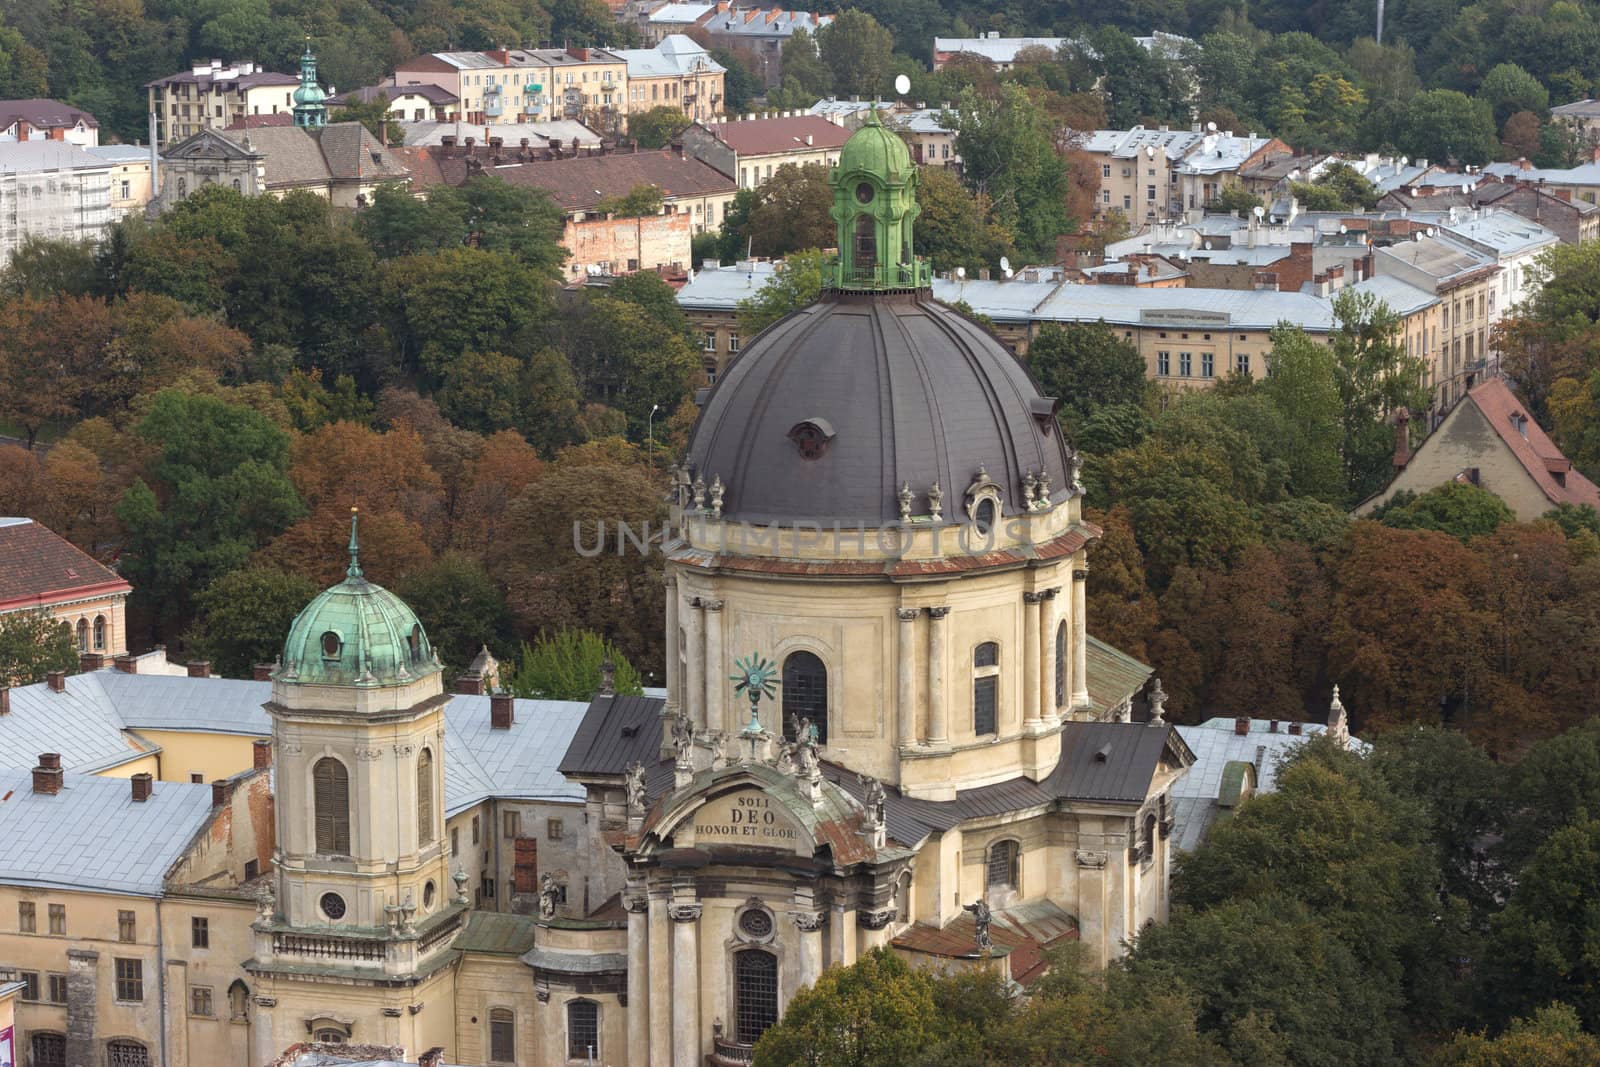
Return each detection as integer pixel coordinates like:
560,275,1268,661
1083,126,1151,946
648,893,672,1066
684,598,705,731
626,890,650,1067
670,901,703,1067
896,608,919,750
702,600,725,733
925,607,949,746
1040,588,1060,723
249,994,278,1067
794,910,825,990
664,576,680,715
1072,568,1090,708
1023,591,1043,729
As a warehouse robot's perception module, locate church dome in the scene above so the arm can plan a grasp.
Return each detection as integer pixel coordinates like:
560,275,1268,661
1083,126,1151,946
278,511,439,687
686,292,1071,527
293,82,327,107
835,110,915,184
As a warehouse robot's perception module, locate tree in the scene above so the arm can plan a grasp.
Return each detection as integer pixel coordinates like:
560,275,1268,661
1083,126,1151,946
0,295,100,446
738,250,827,336
594,183,665,218
116,389,304,635
816,10,893,100
185,566,318,677
776,28,832,103
504,628,643,700
0,610,78,687
740,163,834,259
1025,322,1150,437
0,235,99,298
1262,326,1345,502
1434,1004,1600,1066
1501,110,1543,159
752,947,943,1067
1376,483,1515,541
1290,162,1379,212
1330,291,1430,502
1401,90,1498,166
1476,63,1549,130
713,47,762,112
378,247,545,381
330,91,403,146
398,552,513,672
950,83,1072,263
629,105,692,148
1204,184,1262,215
914,165,1016,276
563,295,699,434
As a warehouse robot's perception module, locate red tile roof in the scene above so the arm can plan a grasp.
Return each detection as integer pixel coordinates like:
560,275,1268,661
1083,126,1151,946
225,112,294,130
703,115,850,157
444,149,734,214
0,519,129,610
1468,378,1600,510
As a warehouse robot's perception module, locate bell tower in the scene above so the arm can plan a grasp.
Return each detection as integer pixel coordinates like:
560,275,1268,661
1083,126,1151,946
247,510,461,1060
827,109,925,289
293,37,329,129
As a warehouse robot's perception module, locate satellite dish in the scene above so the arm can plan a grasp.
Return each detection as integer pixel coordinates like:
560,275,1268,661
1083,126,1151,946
1427,227,1436,237
1253,205,1265,218
1146,145,1156,158
1203,241,1213,250
999,255,1011,274
1339,224,1348,234
955,266,966,279
1003,267,1014,279
894,74,911,96
1206,121,1217,133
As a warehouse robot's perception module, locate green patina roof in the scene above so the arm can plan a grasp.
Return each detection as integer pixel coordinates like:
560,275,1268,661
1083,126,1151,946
277,510,440,688
836,109,915,184
454,911,539,955
1084,635,1155,716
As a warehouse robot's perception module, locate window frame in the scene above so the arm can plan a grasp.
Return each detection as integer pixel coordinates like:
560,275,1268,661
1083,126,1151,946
192,916,209,949
986,839,1020,894
489,1006,516,1063
781,650,829,745
312,757,351,855
190,985,214,1017
566,999,600,1060
973,642,1000,736
114,957,144,1003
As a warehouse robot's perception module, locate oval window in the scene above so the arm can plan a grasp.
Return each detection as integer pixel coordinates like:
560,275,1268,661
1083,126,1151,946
855,181,874,204
423,881,436,910
321,631,341,659
974,498,996,535
320,892,346,920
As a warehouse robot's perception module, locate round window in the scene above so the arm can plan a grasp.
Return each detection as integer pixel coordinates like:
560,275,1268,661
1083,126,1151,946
855,181,874,204
320,631,341,658
739,908,773,938
320,892,346,920
423,881,436,910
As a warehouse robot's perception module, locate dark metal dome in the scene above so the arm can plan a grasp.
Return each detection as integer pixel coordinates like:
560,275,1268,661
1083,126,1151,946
685,290,1073,528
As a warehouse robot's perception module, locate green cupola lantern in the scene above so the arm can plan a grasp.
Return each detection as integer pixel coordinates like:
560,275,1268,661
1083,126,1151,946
827,109,929,291
293,37,329,129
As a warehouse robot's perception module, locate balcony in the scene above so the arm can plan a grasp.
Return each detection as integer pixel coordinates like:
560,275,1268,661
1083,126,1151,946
825,257,932,291
710,1036,755,1066
271,932,385,963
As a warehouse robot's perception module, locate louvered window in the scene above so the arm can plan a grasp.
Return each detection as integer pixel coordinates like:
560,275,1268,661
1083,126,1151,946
313,758,350,854
417,748,435,846
1055,622,1067,709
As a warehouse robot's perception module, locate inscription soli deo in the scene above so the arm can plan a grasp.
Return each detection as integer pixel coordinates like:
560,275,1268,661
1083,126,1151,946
692,789,802,847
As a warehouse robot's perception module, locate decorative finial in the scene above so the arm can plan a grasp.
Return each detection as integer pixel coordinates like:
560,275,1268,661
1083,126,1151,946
928,481,943,522
1148,677,1167,726
346,506,363,578
898,481,914,523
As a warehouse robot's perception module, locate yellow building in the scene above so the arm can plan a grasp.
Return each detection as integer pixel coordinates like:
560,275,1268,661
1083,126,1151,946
0,517,130,661
1374,233,1501,412
615,36,727,126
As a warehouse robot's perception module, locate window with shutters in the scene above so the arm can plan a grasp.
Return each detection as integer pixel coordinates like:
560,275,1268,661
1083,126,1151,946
781,651,828,744
313,757,351,854
513,837,538,895
1055,621,1067,710
567,1000,600,1060
49,973,67,1003
417,748,435,846
973,643,999,736
32,1033,66,1067
115,957,143,1002
49,903,65,935
489,1007,515,1062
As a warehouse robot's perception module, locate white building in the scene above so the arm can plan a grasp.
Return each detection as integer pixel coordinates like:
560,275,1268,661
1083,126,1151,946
0,143,117,265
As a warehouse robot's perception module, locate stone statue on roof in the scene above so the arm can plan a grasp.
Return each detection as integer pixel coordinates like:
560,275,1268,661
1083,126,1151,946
858,773,886,828
964,897,993,954
539,873,560,919
624,761,647,814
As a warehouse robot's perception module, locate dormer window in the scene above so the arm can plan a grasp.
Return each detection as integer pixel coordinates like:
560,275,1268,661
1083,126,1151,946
321,631,342,659
787,418,835,460
408,624,423,662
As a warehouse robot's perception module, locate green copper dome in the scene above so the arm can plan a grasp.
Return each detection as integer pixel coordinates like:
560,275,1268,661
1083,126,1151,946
277,510,439,687
835,110,915,184
293,39,329,129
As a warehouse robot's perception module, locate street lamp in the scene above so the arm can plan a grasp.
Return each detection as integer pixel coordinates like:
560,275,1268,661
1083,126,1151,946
647,403,660,470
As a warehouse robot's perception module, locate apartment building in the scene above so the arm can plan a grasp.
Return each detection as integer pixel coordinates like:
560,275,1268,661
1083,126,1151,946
84,145,154,214
0,143,117,266
144,60,300,146
0,99,99,147
680,113,850,190
614,35,726,125
1080,126,1201,222
330,83,458,123
1374,234,1501,412
1174,132,1293,213
698,4,834,88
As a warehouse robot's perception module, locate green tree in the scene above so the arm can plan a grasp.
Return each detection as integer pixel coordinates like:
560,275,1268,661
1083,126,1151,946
1434,1004,1600,1066
1204,184,1263,215
712,47,762,112
1291,162,1379,211
753,947,943,1067
816,10,893,100
775,28,832,103
629,104,692,148
398,552,513,672
1376,482,1515,541
740,163,835,259
0,610,78,687
594,183,665,218
913,165,1016,275
116,389,304,635
356,183,472,259
504,628,643,700
949,83,1072,263
1263,326,1347,502
737,250,826,336
1330,291,1431,502
0,235,99,298
1476,63,1549,130
1026,322,1151,438
1401,89,1498,166
378,247,545,381
330,91,403,145
608,270,694,340
185,566,318,678
563,295,699,433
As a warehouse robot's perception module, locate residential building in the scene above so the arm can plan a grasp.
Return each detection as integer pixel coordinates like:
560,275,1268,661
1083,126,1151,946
933,31,1191,71
144,60,301,146
331,83,458,123
1080,125,1202,222
893,108,960,170
642,1,718,44
85,145,155,213
1379,180,1600,246
394,47,628,128
1483,155,1600,205
1551,98,1600,142
1440,207,1559,327
560,211,694,279
698,3,834,88
1236,151,1327,199
0,518,129,659
1173,132,1294,213
1356,377,1600,521
1373,233,1502,410
807,98,904,128
675,258,781,381
0,99,99,147
400,119,601,151
613,35,726,125
157,122,409,210
680,113,851,190
0,143,116,266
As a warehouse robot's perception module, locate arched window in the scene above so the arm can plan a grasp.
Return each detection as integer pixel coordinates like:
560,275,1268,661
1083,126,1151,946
566,1000,599,1060
853,213,877,275
75,618,88,652
417,748,435,846
1054,621,1066,710
408,623,423,663
973,642,999,736
735,949,779,1045
312,758,351,854
94,615,106,651
227,980,250,1020
31,1032,65,1067
232,178,241,191
106,1039,150,1066
782,651,828,745
986,839,1019,894
489,1007,515,1063
1143,812,1157,862
313,1029,346,1044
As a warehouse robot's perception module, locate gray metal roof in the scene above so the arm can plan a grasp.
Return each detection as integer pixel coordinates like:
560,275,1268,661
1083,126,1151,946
687,292,1073,526
1045,720,1184,802
675,260,780,310
1346,274,1439,315
0,673,154,773
612,36,724,79
933,277,1337,332
97,672,272,735
558,694,664,778
0,769,215,895
444,695,589,810
0,142,113,173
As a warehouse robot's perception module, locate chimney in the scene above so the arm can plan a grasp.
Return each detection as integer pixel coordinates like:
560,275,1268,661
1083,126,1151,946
252,663,274,681
1288,721,1303,736
1268,719,1279,733
0,688,9,716
490,691,515,730
1233,716,1251,736
79,653,105,672
46,670,66,693
600,659,616,696
455,673,485,695
186,661,211,678
211,779,232,808
1392,407,1413,470
33,754,62,796
131,773,153,802
252,739,272,770
113,653,137,674
419,1050,447,1067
